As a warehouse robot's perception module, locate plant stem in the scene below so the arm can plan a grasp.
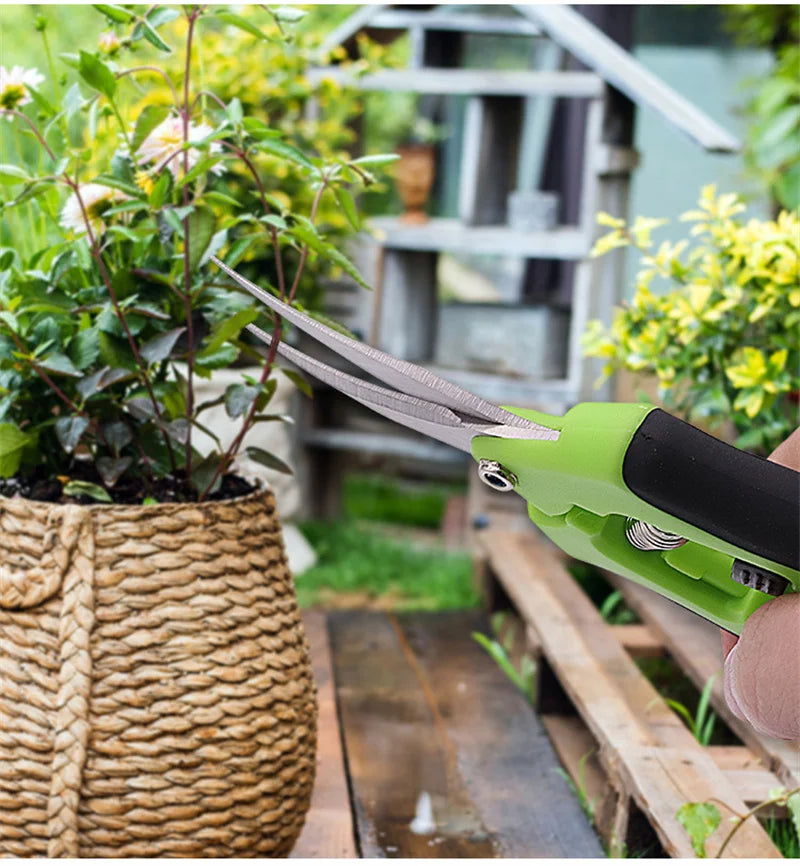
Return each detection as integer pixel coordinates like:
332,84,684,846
198,174,331,500
714,787,800,858
181,5,200,482
67,174,177,472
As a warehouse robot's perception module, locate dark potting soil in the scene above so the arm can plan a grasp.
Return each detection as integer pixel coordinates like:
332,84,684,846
0,467,257,506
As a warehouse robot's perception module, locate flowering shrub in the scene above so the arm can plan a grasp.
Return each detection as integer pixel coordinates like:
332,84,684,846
0,5,395,503
583,186,799,454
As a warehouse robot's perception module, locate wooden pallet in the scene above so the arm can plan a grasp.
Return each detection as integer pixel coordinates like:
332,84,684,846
293,608,603,857
476,528,792,858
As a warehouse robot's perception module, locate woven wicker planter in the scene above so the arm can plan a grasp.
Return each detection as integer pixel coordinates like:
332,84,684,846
0,486,317,857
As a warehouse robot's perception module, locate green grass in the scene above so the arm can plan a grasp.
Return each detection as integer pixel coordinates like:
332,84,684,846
295,520,478,610
766,817,800,859
342,473,464,529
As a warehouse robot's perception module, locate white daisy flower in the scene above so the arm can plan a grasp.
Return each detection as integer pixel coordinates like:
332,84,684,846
136,116,224,179
0,65,45,117
60,183,127,235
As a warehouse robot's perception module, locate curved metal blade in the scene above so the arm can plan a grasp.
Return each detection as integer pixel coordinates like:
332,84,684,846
212,256,558,439
247,323,557,451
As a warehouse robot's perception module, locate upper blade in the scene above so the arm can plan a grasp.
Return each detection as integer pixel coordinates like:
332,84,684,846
212,256,558,439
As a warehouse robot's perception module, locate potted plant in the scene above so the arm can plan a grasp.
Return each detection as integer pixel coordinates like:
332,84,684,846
393,116,447,224
0,5,393,857
583,185,799,455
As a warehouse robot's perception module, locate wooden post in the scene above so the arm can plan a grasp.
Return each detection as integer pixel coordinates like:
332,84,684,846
374,249,438,361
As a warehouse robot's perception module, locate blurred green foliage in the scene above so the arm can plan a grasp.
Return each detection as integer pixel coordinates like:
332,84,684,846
723,5,800,210
343,472,465,529
584,186,799,455
296,519,478,610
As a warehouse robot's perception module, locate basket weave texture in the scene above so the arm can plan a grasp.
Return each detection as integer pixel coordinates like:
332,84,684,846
0,487,317,857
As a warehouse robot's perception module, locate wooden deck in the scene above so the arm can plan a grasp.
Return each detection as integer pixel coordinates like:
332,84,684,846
293,609,603,858
476,529,797,858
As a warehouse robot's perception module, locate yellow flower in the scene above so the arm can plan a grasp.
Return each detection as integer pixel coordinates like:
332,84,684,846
135,170,155,197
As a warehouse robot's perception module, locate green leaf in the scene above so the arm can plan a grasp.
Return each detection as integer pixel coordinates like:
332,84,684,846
258,138,315,171
271,6,306,22
289,218,370,289
245,445,293,475
175,156,225,190
69,329,101,370
676,802,720,857
334,186,360,231
39,353,81,377
350,153,400,169
146,6,179,28
55,415,91,454
96,456,132,487
280,367,312,398
63,479,113,503
0,164,31,185
213,10,270,40
225,383,259,419
93,4,135,23
148,170,171,209
132,104,170,152
92,173,142,198
78,50,116,100
102,420,133,452
788,792,800,845
194,342,238,375
242,117,282,140
186,206,216,272
190,452,223,496
227,97,243,127
261,214,287,231
0,423,32,478
204,308,258,354
140,327,185,365
98,331,138,371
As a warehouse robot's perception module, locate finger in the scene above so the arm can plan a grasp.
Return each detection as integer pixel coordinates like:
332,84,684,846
723,593,800,740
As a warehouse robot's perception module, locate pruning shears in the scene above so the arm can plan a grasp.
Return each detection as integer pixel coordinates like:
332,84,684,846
214,258,800,635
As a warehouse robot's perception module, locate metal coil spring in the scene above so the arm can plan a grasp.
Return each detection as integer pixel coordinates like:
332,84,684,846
625,518,687,551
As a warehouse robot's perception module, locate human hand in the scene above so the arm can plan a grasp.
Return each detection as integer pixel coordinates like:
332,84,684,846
721,427,800,741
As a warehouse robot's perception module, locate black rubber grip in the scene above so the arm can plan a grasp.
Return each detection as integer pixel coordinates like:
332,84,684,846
622,410,800,570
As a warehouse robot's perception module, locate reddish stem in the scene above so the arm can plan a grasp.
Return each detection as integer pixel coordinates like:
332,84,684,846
180,5,200,481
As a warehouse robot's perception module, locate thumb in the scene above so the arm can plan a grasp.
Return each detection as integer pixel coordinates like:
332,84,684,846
723,593,800,740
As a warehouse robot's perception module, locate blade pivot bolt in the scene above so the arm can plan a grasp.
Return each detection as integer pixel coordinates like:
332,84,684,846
478,460,517,492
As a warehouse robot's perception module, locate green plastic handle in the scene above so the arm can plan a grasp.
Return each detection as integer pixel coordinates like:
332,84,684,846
471,402,799,635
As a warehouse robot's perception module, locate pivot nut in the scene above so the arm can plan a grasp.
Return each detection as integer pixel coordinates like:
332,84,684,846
477,459,517,492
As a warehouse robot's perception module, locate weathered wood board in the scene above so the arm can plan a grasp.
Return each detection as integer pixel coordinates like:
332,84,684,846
606,572,800,790
328,609,604,858
292,611,357,858
478,529,782,858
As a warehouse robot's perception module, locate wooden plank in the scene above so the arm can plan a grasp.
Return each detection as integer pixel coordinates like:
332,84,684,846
606,573,800,789
369,217,589,258
308,67,605,99
515,5,740,152
479,530,781,857
368,9,543,37
292,611,357,859
329,610,604,858
610,624,664,658
540,714,621,843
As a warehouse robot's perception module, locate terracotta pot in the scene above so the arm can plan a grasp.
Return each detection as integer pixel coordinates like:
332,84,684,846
394,143,435,224
0,486,316,857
